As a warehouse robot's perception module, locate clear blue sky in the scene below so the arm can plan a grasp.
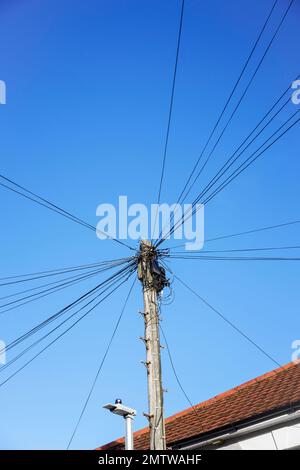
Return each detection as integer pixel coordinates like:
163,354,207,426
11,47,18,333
0,0,299,450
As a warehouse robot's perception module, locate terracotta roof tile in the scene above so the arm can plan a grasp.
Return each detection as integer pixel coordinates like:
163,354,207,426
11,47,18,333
97,360,300,450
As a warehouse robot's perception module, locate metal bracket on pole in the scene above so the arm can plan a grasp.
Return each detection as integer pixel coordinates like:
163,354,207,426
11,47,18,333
140,360,151,368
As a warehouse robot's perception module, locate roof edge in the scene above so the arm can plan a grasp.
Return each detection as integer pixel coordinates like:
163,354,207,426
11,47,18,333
97,360,300,450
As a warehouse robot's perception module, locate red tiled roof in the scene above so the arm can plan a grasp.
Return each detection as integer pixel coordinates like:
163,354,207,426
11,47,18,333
97,361,300,450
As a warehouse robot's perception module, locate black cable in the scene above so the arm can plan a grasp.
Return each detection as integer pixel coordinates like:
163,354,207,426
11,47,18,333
192,106,299,208
1,261,137,355
152,0,185,239
159,320,210,436
0,270,135,388
166,220,300,251
164,108,299,241
0,175,134,251
174,0,280,208
175,275,281,368
160,90,287,244
0,258,131,286
66,278,137,449
169,255,300,261
159,96,297,243
156,0,282,244
205,221,300,244
0,261,134,317
0,264,120,315
159,323,194,410
0,264,136,367
0,265,136,374
0,257,132,282
192,72,299,210
179,0,295,204
171,245,300,255
2,262,136,354
203,111,300,205
0,269,103,300
156,1,296,246
162,109,300,243
0,259,130,302
192,96,291,207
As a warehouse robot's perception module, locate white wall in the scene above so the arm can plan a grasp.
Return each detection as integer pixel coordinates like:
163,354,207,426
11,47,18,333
219,421,300,450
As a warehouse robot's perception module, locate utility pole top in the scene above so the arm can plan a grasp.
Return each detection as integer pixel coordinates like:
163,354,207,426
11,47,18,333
140,239,153,249
138,240,169,294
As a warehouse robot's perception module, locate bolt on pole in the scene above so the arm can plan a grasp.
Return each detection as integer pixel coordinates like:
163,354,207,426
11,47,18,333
138,240,167,450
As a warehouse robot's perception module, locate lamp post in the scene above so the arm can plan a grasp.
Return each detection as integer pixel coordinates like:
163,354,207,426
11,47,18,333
103,399,137,450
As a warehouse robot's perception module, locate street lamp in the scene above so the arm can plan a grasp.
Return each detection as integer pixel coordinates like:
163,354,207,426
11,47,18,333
103,399,137,450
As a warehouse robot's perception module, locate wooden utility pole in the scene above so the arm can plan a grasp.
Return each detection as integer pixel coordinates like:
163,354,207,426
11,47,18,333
138,240,167,450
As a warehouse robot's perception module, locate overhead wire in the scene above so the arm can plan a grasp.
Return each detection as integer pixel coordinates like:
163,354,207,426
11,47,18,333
175,274,282,368
0,263,137,375
170,245,300,255
156,1,296,247
156,0,286,243
0,260,137,356
205,220,300,244
0,175,134,251
160,108,300,243
177,0,295,205
0,263,128,315
159,322,195,410
165,219,300,251
0,267,136,388
0,258,133,287
168,255,300,261
152,0,185,240
173,0,280,209
0,261,131,302
66,278,137,449
191,84,297,207
202,111,300,205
